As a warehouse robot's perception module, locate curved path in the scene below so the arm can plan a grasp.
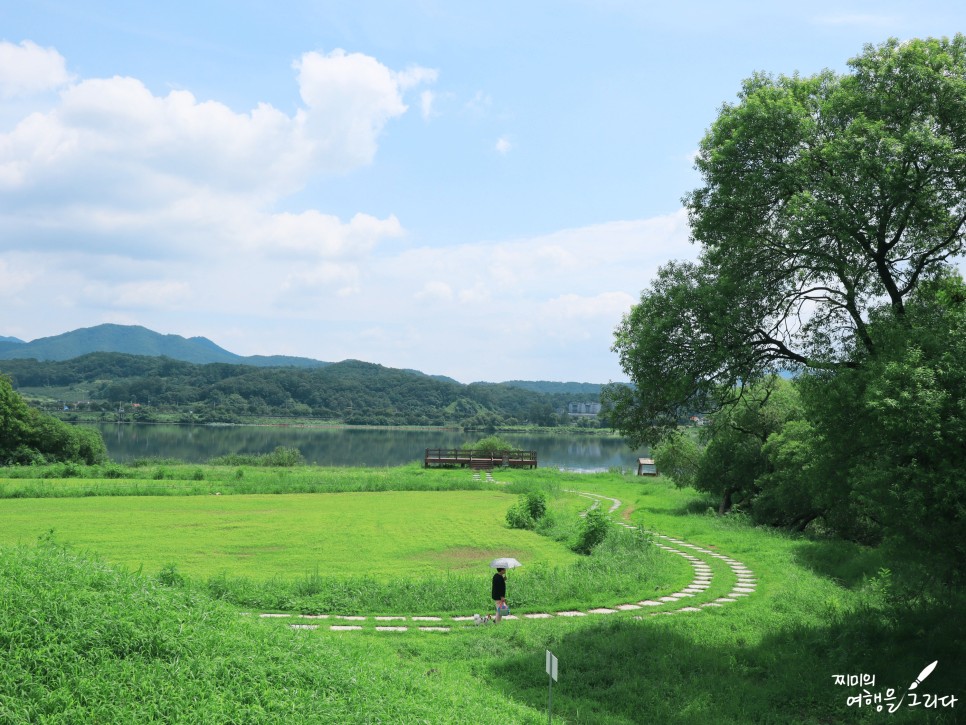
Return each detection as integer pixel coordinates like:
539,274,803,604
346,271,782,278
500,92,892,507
254,485,757,633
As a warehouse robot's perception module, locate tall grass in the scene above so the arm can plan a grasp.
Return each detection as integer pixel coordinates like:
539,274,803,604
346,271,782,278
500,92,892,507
0,461,491,498
202,525,688,615
0,540,548,723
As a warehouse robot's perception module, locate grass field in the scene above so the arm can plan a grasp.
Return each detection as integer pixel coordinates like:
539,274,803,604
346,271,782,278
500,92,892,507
1,465,963,723
0,490,580,578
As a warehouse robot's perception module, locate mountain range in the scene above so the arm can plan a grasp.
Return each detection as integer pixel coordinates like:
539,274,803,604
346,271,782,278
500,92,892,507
0,324,601,392
0,324,330,369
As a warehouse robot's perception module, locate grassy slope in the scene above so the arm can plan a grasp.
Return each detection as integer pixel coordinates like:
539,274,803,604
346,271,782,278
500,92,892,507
1,468,963,723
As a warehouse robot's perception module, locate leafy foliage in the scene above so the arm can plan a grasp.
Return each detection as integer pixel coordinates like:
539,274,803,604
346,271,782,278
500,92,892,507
0,375,106,465
609,36,966,446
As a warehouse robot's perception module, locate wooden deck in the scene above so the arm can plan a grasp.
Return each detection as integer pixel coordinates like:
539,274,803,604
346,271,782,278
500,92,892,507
424,448,537,469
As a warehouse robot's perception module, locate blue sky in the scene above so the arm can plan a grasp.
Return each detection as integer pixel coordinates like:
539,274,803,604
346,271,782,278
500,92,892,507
1,1,964,382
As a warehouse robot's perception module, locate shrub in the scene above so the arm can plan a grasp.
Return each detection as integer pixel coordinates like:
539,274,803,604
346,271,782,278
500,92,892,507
573,509,610,554
524,491,547,519
505,501,535,530
469,435,513,454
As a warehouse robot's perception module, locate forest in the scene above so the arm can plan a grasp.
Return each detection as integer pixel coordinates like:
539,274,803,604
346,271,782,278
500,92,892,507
0,353,603,429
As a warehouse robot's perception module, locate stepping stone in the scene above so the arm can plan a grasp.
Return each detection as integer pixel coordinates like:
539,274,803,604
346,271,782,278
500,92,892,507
418,627,450,632
639,600,663,606
728,592,750,597
336,615,366,621
683,587,706,593
617,604,641,611
290,624,318,630
669,593,693,599
502,615,519,620
376,626,408,632
701,602,723,608
412,616,442,621
659,596,679,602
524,613,553,619
299,614,330,620
331,626,363,631
555,610,587,617
375,616,406,621
588,608,618,614
715,597,737,603
259,613,290,618
677,607,702,612
451,616,476,621
732,587,755,593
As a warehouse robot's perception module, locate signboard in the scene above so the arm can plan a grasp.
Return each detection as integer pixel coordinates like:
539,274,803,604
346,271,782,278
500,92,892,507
546,650,558,682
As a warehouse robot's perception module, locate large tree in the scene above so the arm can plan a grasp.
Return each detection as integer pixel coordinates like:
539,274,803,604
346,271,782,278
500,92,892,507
610,36,966,445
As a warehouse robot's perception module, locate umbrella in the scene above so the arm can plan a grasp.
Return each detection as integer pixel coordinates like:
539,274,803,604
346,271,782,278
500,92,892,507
489,557,522,569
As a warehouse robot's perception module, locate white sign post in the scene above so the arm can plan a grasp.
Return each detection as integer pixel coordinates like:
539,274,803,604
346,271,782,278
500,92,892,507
546,650,558,723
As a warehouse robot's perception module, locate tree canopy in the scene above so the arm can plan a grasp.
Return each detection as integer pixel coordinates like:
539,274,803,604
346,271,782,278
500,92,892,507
610,37,966,581
609,35,966,446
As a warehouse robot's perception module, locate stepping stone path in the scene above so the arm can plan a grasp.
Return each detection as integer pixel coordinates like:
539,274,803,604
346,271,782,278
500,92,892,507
252,486,757,633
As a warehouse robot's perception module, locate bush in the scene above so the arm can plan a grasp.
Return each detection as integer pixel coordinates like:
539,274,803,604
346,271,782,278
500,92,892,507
505,491,549,530
573,509,610,554
505,501,535,529
469,435,513,454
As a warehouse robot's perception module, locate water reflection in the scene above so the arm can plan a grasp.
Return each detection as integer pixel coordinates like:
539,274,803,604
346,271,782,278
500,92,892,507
93,424,648,472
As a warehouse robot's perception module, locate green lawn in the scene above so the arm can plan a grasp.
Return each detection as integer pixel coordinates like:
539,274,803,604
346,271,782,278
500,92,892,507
0,490,580,579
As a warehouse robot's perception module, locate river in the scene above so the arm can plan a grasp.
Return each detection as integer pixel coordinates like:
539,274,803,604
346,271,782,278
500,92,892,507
92,423,648,472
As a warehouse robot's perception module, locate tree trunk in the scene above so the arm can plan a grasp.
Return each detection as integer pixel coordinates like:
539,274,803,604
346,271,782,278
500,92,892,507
718,489,733,515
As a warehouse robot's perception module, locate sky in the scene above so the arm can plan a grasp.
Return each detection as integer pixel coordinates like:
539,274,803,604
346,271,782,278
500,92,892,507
1,1,965,383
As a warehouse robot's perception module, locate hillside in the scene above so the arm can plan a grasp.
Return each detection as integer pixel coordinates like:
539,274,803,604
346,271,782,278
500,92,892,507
0,353,604,428
0,324,329,368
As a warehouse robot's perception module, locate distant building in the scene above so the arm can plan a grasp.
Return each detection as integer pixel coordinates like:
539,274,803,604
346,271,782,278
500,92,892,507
567,401,602,416
637,457,658,476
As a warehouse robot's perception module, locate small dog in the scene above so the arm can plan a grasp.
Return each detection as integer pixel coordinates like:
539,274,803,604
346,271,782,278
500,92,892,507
473,614,494,625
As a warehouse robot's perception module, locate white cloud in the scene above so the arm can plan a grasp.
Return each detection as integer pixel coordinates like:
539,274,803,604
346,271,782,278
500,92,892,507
542,291,637,322
83,279,192,310
464,90,492,114
0,40,72,98
0,46,424,267
495,136,512,155
295,49,434,172
420,90,436,120
0,258,34,297
415,281,453,301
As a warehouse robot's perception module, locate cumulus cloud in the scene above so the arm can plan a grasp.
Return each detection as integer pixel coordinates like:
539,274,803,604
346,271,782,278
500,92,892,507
0,45,432,268
0,40,72,98
495,136,512,155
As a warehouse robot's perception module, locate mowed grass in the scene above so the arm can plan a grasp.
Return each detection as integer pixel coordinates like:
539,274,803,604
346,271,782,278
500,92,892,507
0,490,580,579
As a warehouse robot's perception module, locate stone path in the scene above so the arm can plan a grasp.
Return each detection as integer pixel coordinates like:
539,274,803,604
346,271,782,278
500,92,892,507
252,485,757,633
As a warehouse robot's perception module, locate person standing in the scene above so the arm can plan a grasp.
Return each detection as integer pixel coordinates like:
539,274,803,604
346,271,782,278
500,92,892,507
491,567,507,623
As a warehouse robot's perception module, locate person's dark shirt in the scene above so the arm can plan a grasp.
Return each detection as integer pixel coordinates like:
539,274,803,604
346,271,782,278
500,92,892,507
492,572,506,600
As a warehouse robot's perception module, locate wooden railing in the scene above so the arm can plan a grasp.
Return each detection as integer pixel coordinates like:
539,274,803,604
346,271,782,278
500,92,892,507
424,448,538,469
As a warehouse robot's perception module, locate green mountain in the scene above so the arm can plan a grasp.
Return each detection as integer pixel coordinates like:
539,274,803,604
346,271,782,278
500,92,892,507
0,336,24,344
0,324,329,368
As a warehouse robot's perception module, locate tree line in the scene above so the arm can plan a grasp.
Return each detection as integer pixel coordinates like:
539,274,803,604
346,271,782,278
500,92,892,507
0,353,603,429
